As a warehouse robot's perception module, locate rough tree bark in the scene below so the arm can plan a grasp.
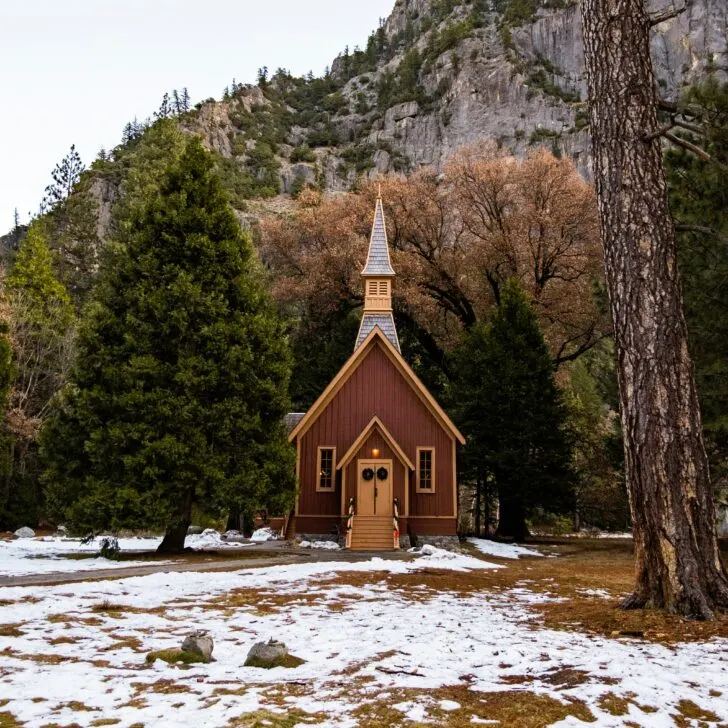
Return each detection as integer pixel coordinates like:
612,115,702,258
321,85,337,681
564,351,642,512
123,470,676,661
581,0,728,617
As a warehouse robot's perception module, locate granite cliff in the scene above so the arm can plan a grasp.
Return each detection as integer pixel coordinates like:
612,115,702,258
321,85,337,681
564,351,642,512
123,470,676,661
184,0,727,189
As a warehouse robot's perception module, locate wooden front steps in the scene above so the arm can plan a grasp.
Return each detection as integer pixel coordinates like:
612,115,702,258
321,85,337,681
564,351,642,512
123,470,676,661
349,515,395,551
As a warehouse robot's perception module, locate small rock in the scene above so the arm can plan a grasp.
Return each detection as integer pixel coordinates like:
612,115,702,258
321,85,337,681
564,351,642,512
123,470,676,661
186,525,204,535
181,631,214,662
13,527,35,539
56,525,68,535
245,639,289,668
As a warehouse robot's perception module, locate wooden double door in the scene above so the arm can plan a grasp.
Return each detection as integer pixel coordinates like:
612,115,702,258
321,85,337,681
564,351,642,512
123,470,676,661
356,459,393,516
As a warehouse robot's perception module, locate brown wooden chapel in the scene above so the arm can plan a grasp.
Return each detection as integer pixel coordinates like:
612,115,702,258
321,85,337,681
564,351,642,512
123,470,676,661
285,195,465,550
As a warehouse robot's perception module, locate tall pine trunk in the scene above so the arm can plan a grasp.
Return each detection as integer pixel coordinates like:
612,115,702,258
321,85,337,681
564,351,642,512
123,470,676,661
157,489,193,554
581,0,728,617
496,493,528,542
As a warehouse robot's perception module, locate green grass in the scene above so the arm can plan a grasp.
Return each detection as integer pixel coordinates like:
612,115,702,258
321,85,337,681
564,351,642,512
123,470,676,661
145,649,209,665
243,654,306,669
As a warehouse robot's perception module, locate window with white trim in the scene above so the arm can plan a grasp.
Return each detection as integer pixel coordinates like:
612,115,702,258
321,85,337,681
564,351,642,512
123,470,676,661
317,447,336,491
417,448,435,492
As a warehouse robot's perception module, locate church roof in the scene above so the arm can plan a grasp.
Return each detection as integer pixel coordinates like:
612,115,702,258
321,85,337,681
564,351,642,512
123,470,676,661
361,197,395,277
283,412,305,433
288,327,466,445
356,313,401,353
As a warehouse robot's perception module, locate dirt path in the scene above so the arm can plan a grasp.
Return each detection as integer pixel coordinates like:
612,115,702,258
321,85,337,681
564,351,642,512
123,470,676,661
0,548,415,588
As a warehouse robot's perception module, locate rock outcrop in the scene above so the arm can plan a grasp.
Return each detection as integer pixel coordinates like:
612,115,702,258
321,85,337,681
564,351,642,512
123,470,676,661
181,0,726,187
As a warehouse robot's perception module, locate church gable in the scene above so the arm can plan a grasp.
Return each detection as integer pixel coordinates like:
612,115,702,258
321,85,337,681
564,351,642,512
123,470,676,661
302,338,451,456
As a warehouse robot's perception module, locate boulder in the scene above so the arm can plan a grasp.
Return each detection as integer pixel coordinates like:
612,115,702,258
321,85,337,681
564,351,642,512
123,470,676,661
181,631,214,662
13,527,35,539
187,525,204,535
244,639,289,668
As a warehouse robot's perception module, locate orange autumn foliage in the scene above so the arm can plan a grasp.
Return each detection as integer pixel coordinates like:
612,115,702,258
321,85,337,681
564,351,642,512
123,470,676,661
260,143,605,369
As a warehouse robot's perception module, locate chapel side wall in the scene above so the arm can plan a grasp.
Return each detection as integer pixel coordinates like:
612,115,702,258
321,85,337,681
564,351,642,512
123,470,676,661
298,342,455,522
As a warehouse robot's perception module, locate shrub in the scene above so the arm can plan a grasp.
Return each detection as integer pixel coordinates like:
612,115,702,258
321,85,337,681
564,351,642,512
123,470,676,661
290,145,316,163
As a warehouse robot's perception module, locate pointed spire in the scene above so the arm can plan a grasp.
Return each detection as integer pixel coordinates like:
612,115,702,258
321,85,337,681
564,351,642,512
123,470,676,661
361,196,395,277
355,193,401,353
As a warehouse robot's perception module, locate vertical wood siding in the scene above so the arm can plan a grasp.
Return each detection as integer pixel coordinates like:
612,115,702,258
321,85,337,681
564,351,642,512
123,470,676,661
298,341,455,520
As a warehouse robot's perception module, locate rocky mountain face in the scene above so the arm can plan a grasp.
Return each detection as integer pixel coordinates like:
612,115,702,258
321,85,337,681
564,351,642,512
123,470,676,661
183,0,727,190
4,0,722,257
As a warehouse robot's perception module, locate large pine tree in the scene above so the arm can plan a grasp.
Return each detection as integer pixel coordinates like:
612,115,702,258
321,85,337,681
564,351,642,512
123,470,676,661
581,0,728,617
451,280,574,540
42,139,295,552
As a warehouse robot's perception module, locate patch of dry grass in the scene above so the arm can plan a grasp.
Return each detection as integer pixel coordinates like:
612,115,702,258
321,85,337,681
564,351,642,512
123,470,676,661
226,709,328,727
0,624,24,638
47,613,103,627
1,647,80,665
100,634,143,652
348,685,596,727
132,679,197,695
0,711,22,728
672,699,725,727
52,701,96,713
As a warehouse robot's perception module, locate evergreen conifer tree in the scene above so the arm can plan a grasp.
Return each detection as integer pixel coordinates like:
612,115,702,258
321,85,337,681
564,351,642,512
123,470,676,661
665,79,728,480
41,139,295,551
0,322,13,519
155,92,172,120
451,280,574,540
3,222,74,528
42,145,84,211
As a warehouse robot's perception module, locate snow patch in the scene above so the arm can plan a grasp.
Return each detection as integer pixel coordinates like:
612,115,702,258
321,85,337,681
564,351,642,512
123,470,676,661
299,540,340,550
250,527,279,542
467,538,544,559
0,556,725,727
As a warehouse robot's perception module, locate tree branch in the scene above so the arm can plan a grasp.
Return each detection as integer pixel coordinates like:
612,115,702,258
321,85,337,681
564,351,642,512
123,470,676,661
675,223,728,246
673,118,704,136
664,131,728,172
643,122,675,142
658,98,679,113
648,2,688,27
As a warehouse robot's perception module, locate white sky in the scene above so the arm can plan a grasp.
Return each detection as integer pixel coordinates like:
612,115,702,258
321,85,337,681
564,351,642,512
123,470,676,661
0,0,395,234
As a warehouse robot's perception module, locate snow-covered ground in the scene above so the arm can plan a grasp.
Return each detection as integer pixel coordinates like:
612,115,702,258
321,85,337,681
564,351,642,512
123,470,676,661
0,549,726,727
467,537,545,559
0,530,259,577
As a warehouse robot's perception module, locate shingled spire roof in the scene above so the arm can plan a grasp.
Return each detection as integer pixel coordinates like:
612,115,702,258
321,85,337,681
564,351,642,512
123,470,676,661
355,193,400,353
361,195,395,277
